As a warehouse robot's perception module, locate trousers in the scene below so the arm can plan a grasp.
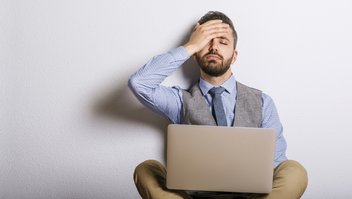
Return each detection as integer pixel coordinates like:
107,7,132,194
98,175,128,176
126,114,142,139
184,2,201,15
133,160,308,199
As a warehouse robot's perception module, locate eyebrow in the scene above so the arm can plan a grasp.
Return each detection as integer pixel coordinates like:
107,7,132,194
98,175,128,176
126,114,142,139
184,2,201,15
218,36,230,41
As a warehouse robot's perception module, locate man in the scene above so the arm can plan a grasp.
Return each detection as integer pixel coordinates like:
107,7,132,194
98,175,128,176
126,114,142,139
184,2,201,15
129,11,308,199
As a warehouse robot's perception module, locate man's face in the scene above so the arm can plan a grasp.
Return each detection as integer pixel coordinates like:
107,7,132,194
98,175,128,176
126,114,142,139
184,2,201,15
195,28,237,77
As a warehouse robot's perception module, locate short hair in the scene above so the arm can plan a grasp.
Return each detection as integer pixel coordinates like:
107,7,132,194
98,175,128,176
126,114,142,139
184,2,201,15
198,11,238,49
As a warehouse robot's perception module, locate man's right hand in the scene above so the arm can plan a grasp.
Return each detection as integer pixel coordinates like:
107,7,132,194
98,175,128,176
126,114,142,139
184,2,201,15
184,20,230,56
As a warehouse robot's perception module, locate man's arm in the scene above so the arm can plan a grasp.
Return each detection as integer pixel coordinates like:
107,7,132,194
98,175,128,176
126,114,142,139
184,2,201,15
129,20,231,123
262,94,288,168
128,47,189,123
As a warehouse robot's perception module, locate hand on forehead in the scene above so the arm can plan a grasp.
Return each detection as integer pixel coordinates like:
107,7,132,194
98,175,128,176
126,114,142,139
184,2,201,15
197,20,232,38
184,19,234,55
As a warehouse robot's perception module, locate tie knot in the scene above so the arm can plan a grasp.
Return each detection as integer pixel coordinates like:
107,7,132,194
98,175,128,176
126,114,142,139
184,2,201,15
208,86,226,96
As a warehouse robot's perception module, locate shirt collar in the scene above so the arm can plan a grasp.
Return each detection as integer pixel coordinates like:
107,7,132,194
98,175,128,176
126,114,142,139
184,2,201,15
199,74,237,96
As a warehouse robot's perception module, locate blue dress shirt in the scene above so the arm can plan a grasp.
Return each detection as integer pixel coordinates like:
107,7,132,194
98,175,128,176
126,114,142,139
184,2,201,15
129,46,287,167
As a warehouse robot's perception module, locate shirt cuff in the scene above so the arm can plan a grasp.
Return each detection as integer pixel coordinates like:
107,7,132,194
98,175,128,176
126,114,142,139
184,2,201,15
169,46,191,61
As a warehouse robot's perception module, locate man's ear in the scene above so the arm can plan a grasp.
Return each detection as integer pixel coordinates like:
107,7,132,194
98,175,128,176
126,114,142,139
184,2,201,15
231,50,238,64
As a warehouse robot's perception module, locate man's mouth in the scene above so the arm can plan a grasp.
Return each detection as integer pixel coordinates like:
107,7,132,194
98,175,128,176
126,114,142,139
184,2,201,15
205,54,222,61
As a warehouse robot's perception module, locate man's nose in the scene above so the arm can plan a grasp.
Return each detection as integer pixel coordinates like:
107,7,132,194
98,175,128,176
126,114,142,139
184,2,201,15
208,39,219,52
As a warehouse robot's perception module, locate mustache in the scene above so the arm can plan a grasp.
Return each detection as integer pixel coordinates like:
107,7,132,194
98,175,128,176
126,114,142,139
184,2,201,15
204,51,223,59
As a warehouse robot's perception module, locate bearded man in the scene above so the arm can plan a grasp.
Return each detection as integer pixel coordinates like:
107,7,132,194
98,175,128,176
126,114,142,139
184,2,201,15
129,11,308,199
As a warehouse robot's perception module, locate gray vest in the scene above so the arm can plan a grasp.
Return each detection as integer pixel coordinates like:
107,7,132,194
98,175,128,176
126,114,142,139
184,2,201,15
181,82,262,127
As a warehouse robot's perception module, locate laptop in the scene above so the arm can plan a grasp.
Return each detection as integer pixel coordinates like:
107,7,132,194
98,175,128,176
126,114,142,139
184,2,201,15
166,124,276,194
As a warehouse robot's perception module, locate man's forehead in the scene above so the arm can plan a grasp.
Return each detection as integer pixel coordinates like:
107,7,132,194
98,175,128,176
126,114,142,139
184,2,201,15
222,27,234,40
219,31,234,41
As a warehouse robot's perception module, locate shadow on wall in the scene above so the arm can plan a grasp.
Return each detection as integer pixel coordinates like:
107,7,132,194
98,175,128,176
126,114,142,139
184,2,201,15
94,82,169,134
93,23,200,161
93,79,169,162
94,23,200,132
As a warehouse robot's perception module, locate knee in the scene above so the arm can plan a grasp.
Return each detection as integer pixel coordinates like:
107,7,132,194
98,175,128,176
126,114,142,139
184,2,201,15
278,160,308,191
283,160,308,180
134,160,163,180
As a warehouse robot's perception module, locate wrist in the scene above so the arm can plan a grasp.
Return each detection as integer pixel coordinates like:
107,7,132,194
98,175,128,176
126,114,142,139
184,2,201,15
183,43,198,56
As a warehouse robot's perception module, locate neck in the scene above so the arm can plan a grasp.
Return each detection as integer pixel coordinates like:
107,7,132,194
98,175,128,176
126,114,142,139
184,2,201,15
200,69,232,87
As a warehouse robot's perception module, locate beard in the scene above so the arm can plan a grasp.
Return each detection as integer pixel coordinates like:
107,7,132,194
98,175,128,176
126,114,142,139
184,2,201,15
196,51,233,77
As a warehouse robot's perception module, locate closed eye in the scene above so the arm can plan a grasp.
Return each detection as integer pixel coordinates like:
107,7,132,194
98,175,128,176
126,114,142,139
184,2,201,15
218,36,230,45
220,40,229,45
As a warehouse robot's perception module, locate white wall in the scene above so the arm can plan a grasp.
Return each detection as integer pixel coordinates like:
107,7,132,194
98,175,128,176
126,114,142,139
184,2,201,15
2,0,352,198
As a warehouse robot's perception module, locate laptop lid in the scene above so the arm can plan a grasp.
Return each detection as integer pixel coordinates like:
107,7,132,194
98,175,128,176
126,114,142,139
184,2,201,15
166,124,276,193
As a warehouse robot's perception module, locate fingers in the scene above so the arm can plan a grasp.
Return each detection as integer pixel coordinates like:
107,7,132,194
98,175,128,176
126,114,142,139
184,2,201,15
185,20,231,55
199,25,230,44
193,20,222,29
201,19,223,26
203,26,230,37
194,20,229,32
208,31,229,40
197,20,229,32
196,20,230,40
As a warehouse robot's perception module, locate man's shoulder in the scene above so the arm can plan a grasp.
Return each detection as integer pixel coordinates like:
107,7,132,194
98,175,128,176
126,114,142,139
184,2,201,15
236,81,262,95
236,82,276,107
181,82,202,97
